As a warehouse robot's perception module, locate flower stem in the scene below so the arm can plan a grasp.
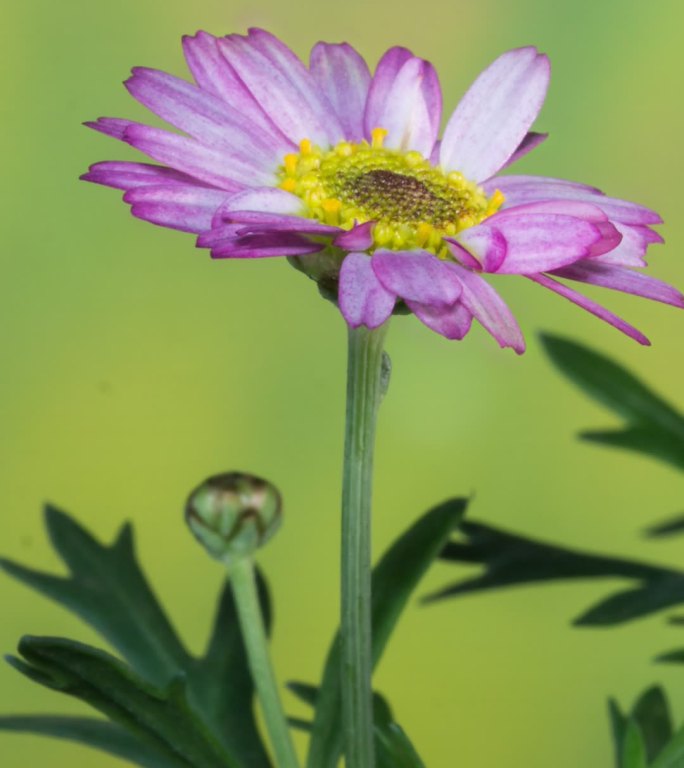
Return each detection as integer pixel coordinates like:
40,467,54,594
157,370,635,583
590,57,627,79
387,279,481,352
229,556,300,768
340,323,390,768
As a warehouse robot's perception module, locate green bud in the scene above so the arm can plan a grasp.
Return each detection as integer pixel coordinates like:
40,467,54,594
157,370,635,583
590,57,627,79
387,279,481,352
185,472,282,563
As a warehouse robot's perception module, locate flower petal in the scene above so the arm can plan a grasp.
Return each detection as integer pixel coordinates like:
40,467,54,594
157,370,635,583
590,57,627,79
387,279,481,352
212,187,305,227
182,31,290,141
80,161,205,190
498,131,548,172
406,300,473,340
462,214,601,274
364,48,441,156
593,223,663,267
527,273,650,345
124,185,229,233
445,263,525,353
232,212,339,236
339,252,396,328
550,261,684,308
334,221,375,251
440,47,550,181
486,175,662,225
371,250,462,305
211,232,324,259
125,67,288,165
310,42,371,142
123,123,267,189
219,29,343,145
450,227,507,272
84,117,139,140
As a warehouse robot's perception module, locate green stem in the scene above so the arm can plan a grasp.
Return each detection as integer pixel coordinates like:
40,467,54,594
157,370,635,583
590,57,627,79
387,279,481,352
229,556,300,768
340,323,390,768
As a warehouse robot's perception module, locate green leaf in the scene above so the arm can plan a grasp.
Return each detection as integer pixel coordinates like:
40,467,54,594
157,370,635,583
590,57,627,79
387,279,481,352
0,716,179,768
10,636,238,768
622,721,648,768
645,514,684,538
631,687,673,763
651,723,684,768
186,574,273,768
0,505,189,684
305,498,466,768
430,520,681,627
609,699,628,768
540,334,684,470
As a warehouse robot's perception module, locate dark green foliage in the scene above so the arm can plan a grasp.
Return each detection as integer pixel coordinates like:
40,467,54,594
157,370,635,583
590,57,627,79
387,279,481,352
0,716,177,768
611,687,675,768
1,507,272,767
431,519,684,625
8,637,236,768
304,498,466,768
540,334,684,470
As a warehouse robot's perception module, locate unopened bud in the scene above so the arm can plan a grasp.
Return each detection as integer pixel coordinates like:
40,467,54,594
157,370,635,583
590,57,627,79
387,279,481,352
185,472,282,563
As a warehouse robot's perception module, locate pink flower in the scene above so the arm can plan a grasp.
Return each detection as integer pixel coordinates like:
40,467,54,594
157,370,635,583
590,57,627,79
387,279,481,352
82,30,682,352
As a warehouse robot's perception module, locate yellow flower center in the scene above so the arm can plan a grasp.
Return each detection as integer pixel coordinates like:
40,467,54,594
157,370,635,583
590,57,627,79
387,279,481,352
278,128,504,255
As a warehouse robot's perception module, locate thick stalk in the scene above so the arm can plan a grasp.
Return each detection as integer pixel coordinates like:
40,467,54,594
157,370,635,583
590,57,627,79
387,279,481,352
340,323,389,768
229,556,300,768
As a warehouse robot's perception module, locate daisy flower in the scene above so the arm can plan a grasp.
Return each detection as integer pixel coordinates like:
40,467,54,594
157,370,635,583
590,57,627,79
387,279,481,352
82,29,682,352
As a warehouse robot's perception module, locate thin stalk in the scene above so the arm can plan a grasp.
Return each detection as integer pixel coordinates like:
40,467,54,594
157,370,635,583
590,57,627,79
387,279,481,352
229,556,300,768
340,323,390,768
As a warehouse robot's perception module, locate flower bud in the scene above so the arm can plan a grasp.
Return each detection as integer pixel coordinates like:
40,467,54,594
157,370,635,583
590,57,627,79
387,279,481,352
185,472,282,563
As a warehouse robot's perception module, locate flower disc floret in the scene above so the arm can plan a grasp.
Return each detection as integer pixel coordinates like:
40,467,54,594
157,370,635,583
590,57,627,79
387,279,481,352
278,130,504,255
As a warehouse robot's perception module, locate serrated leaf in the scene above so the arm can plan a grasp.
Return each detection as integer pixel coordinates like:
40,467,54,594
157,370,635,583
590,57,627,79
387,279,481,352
305,498,465,768
651,723,684,768
622,721,648,768
645,514,684,539
0,505,189,684
185,574,272,768
430,520,676,625
540,334,684,433
11,636,238,768
631,687,673,763
576,576,684,626
0,716,179,768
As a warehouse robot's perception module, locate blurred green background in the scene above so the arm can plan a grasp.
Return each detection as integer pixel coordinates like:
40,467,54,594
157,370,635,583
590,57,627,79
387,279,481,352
2,0,684,765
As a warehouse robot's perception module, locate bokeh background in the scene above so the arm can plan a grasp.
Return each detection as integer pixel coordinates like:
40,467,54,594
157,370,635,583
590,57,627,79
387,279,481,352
2,0,684,765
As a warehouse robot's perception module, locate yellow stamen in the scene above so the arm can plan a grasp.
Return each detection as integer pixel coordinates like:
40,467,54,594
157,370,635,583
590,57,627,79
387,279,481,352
485,188,506,216
416,222,433,247
284,153,299,175
371,127,388,148
321,198,342,225
299,138,313,155
280,178,297,192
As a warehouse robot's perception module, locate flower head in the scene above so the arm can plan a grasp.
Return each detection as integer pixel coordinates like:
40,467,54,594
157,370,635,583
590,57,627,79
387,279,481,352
83,30,682,352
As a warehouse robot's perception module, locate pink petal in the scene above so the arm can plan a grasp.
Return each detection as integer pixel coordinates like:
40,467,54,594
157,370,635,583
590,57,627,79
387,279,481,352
364,48,441,156
406,300,474,340
80,161,206,191
465,214,601,274
232,212,339,236
123,124,268,190
550,262,684,308
527,273,650,345
334,221,375,250
593,223,663,267
182,31,290,142
211,232,323,259
310,42,371,142
212,187,304,227
338,252,396,328
440,47,550,181
486,175,662,225
125,67,288,165
445,263,525,353
123,185,229,233
450,227,507,272
219,30,343,146
371,250,462,306
84,117,139,140
498,131,548,171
